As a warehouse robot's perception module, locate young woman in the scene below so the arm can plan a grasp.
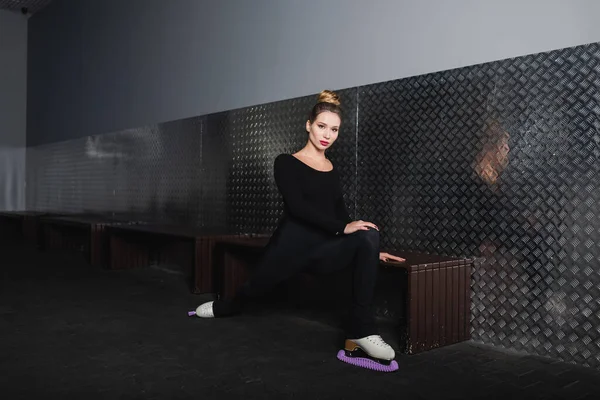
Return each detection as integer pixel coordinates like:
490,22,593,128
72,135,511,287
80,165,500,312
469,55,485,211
193,90,405,372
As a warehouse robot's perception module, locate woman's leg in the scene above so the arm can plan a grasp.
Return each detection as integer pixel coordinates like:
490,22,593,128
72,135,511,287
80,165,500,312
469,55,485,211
304,228,381,338
201,221,380,334
209,224,380,328
303,228,397,367
195,224,395,366
211,220,324,317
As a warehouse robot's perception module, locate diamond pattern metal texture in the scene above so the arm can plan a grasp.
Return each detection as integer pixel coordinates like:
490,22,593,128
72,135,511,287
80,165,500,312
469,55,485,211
26,117,204,225
110,117,203,225
357,43,600,368
26,137,116,213
25,42,600,368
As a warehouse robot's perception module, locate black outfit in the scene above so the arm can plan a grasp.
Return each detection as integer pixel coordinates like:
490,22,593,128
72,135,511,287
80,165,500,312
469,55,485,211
213,154,380,338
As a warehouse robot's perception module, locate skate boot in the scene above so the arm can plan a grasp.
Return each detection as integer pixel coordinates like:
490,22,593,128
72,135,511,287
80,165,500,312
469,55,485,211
187,301,214,318
337,335,399,372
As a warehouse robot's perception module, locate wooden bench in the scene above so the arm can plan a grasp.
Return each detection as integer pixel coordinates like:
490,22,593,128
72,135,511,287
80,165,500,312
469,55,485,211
38,214,139,267
0,211,51,247
209,237,473,355
379,252,473,354
210,236,271,299
103,223,269,293
0,211,28,240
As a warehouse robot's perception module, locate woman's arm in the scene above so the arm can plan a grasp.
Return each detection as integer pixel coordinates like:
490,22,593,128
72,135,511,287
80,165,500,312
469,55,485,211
274,155,348,235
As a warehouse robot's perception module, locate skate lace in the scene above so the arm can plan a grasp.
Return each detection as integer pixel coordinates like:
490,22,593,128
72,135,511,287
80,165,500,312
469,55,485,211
368,335,389,347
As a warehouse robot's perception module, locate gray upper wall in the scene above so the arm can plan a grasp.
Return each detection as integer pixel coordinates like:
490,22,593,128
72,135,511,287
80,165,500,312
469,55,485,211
27,0,600,146
1,10,27,148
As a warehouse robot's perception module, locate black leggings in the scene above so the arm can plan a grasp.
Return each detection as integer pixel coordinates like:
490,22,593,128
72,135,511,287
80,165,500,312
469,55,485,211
213,218,381,338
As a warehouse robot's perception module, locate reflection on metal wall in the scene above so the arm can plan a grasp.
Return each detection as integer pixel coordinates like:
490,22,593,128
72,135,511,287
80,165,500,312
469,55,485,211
111,118,204,225
26,42,600,368
26,118,204,224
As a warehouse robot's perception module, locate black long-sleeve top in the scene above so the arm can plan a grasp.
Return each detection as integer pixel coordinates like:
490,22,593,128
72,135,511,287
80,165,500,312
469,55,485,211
273,153,352,235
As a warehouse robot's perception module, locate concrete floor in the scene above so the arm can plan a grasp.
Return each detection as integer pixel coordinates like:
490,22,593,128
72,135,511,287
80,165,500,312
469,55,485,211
1,238,600,400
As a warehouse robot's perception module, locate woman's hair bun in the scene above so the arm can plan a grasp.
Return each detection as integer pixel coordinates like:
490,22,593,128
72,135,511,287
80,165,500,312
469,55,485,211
316,90,341,106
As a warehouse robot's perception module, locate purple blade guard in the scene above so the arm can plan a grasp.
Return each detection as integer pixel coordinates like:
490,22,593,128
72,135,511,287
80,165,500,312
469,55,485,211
336,350,399,372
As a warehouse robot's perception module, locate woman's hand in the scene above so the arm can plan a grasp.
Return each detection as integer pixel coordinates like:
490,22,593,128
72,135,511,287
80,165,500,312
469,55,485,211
379,252,405,263
344,220,379,234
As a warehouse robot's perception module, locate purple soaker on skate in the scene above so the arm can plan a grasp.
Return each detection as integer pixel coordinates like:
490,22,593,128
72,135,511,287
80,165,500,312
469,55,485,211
187,311,196,317
336,350,399,372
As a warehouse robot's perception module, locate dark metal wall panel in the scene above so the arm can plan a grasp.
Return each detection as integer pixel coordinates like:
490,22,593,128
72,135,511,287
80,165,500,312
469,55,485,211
110,117,203,225
473,46,600,367
199,111,232,232
357,43,600,368
356,66,494,254
25,137,116,213
78,136,119,213
26,118,203,224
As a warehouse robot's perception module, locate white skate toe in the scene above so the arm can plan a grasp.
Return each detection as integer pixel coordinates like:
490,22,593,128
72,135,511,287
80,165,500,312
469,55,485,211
347,335,395,360
194,301,215,318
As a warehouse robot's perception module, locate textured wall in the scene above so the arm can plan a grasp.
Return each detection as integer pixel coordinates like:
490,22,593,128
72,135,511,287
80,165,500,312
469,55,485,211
26,42,600,369
356,44,600,368
0,10,27,211
26,0,600,146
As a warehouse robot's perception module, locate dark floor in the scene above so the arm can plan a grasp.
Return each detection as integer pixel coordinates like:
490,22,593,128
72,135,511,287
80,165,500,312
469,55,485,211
1,239,600,400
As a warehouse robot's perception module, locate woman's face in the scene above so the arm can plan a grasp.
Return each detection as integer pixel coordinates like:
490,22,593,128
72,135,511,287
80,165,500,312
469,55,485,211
306,111,341,151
